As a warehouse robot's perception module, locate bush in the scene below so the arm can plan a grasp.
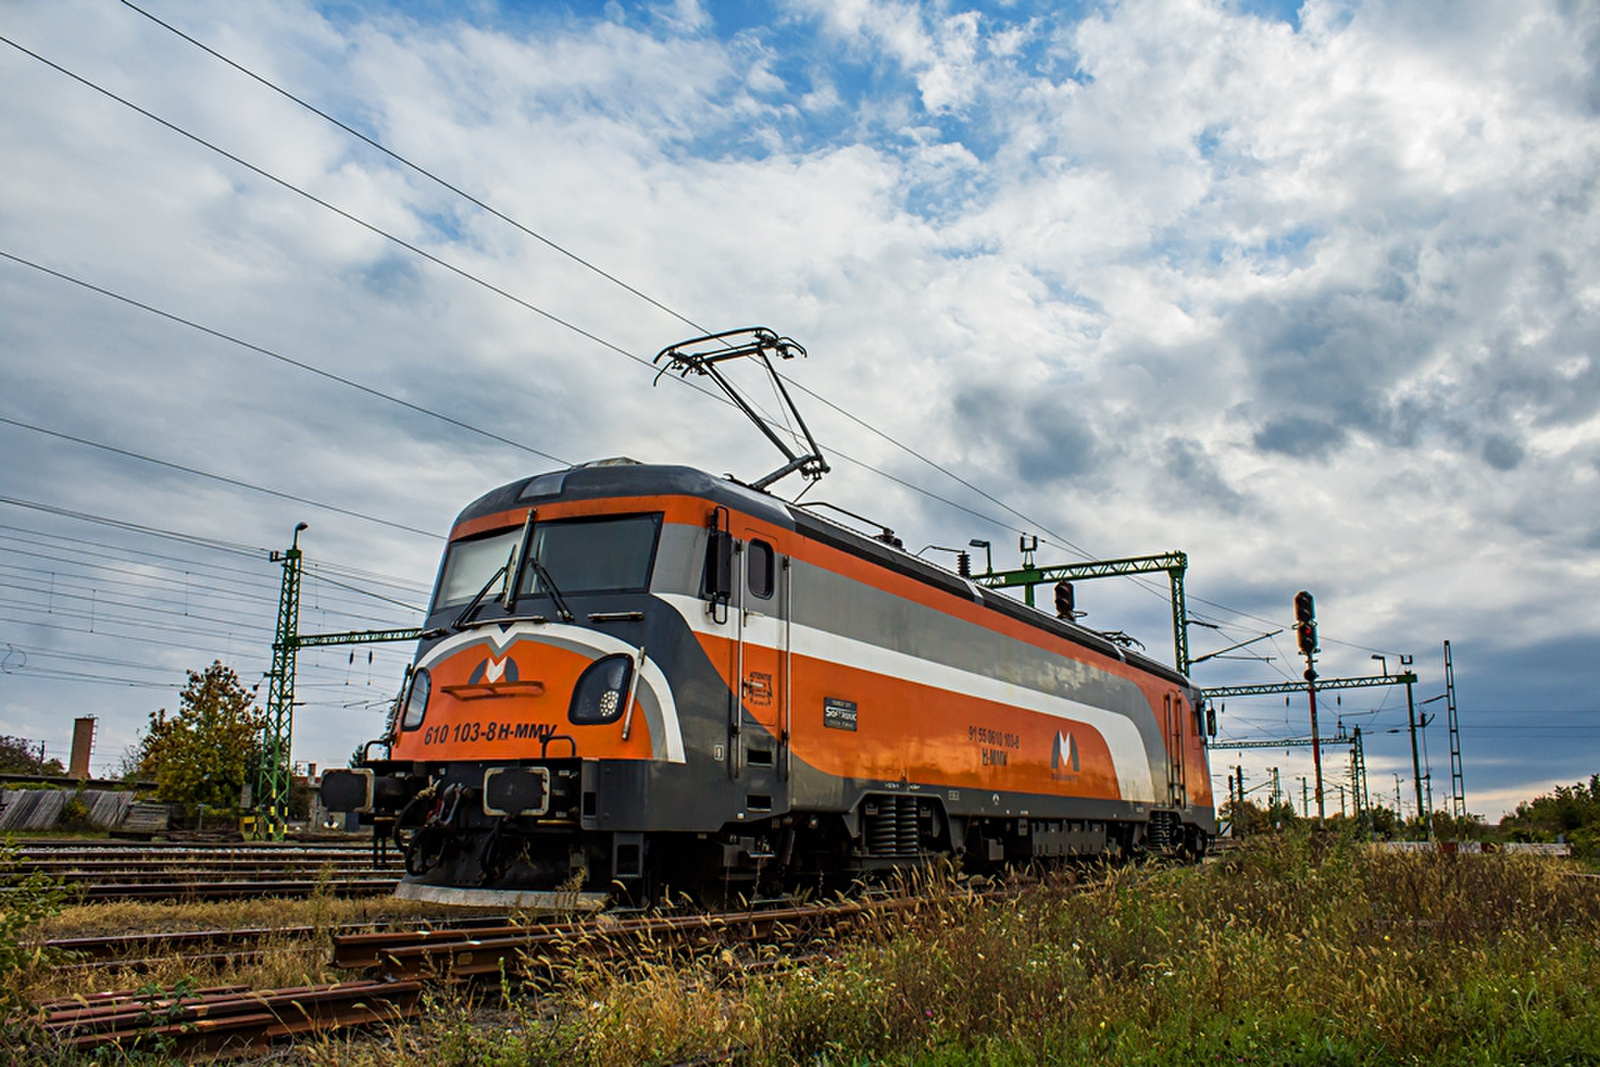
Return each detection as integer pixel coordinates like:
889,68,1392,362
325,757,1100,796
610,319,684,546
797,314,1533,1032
1500,774,1600,859
56,793,93,833
0,837,65,1019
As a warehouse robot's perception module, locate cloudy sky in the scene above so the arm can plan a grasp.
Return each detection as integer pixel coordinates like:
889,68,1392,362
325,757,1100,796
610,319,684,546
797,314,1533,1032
2,0,1597,820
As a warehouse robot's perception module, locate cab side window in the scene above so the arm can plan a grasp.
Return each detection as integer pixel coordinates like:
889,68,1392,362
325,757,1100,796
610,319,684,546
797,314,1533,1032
748,539,775,599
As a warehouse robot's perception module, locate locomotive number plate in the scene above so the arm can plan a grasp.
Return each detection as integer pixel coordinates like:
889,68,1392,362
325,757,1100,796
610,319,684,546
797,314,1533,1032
823,697,857,731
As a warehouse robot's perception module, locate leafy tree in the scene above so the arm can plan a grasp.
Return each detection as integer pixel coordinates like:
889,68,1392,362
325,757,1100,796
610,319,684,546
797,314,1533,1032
0,735,63,776
1500,775,1600,858
1222,798,1274,837
1223,797,1309,837
137,661,265,811
1365,804,1401,839
1428,809,1487,842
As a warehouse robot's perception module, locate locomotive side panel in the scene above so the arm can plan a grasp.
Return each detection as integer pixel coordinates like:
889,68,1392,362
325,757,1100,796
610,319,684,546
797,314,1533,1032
655,507,1188,812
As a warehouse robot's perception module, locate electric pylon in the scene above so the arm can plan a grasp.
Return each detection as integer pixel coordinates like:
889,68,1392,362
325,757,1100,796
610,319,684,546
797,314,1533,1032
257,522,306,840
1444,640,1466,819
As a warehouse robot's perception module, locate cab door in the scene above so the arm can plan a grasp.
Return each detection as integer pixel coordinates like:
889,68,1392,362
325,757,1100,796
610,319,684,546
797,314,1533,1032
735,533,787,780
1164,691,1188,808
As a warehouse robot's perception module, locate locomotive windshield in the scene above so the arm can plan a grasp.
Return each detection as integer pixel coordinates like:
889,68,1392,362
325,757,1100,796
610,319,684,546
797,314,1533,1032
521,514,661,595
434,528,520,609
431,514,661,613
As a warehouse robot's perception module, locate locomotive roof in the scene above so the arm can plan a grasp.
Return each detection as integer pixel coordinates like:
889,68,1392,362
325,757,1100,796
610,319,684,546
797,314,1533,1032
453,462,1194,692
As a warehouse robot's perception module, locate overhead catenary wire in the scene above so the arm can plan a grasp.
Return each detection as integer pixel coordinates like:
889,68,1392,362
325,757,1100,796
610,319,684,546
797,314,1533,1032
0,506,420,693
0,33,1083,556
97,12,1391,655
0,494,264,557
117,0,699,339
107,6,1111,561
0,497,429,598
3,25,1404,677
0,519,427,621
0,416,443,539
0,34,689,389
0,558,407,629
0,250,569,468
0,245,1055,571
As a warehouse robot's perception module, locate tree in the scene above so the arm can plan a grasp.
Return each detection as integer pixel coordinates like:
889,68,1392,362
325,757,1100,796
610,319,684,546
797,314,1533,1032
138,661,265,811
1500,775,1600,858
0,735,64,776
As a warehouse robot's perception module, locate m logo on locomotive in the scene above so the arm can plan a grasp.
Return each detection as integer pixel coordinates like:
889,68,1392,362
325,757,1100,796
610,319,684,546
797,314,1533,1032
1051,730,1081,775
468,655,518,686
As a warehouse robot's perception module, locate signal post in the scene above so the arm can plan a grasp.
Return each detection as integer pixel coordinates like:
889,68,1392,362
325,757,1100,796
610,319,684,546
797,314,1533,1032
1294,591,1325,823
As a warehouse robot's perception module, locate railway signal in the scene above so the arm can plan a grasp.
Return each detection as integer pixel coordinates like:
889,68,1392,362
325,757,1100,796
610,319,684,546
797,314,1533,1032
1294,590,1317,656
1293,589,1325,823
1053,581,1076,620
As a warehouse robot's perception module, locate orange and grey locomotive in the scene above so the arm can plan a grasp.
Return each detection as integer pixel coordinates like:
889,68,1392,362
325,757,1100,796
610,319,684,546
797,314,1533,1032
322,460,1214,907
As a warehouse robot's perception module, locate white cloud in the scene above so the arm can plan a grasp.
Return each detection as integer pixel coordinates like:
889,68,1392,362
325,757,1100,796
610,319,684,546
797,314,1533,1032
1,0,1596,814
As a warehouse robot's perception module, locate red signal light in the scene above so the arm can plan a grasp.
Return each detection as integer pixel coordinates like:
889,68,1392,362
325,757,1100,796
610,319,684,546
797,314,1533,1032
1296,621,1317,656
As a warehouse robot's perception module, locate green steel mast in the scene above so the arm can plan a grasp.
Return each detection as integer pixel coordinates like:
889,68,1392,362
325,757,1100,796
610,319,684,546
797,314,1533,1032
257,521,307,840
972,549,1191,676
253,524,423,839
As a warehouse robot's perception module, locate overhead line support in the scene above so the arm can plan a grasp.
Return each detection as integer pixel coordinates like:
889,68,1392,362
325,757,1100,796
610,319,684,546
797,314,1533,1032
1443,640,1466,819
973,550,1190,676
1200,672,1418,699
255,528,423,840
257,523,307,841
296,627,423,647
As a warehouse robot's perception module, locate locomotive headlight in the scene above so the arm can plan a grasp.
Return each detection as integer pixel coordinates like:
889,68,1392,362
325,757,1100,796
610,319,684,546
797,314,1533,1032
569,654,632,725
401,668,431,730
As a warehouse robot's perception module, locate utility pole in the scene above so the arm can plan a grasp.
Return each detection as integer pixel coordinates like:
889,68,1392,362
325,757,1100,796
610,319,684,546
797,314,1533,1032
1444,640,1466,819
255,525,424,841
1402,655,1428,838
1350,727,1369,816
1235,765,1245,837
258,522,307,841
1299,775,1310,818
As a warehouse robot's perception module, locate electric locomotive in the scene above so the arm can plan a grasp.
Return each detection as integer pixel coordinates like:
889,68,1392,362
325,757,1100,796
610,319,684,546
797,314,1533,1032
322,458,1216,907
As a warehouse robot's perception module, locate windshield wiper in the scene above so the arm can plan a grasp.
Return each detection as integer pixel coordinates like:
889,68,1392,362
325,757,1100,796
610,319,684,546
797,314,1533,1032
501,510,536,613
451,563,508,631
528,556,575,623
452,556,513,632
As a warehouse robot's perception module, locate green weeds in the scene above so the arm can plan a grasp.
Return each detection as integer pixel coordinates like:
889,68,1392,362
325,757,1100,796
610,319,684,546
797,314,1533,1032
357,833,1600,1066
16,831,1600,1065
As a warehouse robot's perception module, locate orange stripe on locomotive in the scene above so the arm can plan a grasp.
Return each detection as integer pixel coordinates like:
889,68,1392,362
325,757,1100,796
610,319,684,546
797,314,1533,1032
433,492,1209,810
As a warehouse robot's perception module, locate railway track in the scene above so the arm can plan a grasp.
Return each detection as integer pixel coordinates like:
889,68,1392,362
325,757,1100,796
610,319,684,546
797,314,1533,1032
36,887,980,1056
330,897,910,979
35,980,423,1058
10,839,400,901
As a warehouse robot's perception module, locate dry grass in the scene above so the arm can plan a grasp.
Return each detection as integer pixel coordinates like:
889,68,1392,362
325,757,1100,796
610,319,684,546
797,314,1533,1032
13,833,1600,1065
32,894,454,941
314,835,1600,1067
